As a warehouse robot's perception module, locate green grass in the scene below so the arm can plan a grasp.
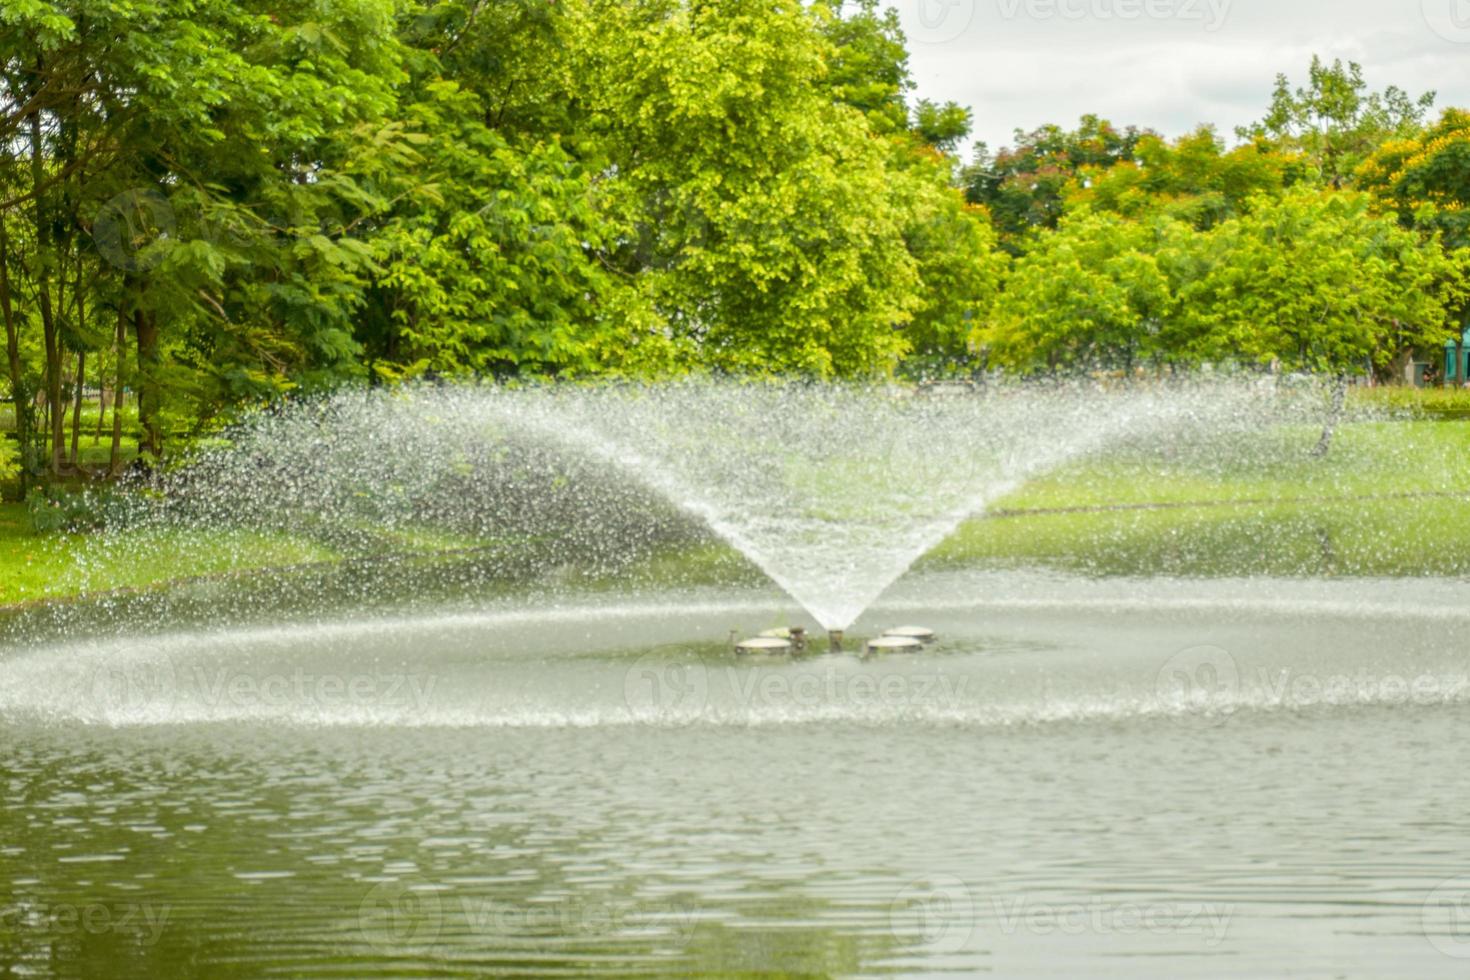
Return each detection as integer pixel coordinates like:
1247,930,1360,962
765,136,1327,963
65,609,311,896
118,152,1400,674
0,417,1467,609
1350,385,1470,420
0,501,343,605
927,419,1470,577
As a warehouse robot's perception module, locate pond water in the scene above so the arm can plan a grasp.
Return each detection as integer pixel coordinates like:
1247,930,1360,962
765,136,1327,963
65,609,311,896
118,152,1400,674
4,569,1469,977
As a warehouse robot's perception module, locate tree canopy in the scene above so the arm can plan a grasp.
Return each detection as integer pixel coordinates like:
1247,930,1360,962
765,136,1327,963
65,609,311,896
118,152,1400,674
0,3,1466,486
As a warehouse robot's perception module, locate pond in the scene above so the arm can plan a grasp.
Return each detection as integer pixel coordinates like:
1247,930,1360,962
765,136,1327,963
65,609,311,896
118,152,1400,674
4,569,1469,977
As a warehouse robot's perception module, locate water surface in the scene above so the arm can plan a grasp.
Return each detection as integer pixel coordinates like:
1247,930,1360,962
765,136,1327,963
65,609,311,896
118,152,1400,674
4,572,1469,977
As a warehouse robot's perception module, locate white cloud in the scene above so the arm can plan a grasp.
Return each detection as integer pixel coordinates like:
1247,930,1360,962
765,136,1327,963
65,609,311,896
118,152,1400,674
885,0,1470,154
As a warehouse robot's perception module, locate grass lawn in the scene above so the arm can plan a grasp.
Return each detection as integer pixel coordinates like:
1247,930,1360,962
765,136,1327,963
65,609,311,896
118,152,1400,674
0,500,345,606
929,419,1470,577
1,417,1466,610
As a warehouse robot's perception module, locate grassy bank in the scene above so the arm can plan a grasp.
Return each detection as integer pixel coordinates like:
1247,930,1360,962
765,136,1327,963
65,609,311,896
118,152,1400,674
1,417,1466,609
928,419,1470,577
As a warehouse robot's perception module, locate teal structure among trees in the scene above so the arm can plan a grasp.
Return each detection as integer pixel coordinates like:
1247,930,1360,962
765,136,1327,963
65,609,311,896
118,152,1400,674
1447,320,1470,386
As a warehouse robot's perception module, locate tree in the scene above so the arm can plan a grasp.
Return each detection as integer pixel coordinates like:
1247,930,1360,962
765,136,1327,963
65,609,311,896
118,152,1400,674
980,211,1178,372
0,0,405,469
353,83,650,379
1070,128,1306,229
1237,56,1435,189
567,0,923,376
893,153,1008,370
1171,190,1468,452
1357,107,1470,251
1173,191,1465,371
963,115,1154,250
817,0,912,138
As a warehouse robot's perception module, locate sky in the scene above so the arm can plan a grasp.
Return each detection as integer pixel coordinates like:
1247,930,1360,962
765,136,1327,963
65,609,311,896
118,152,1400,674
887,0,1470,157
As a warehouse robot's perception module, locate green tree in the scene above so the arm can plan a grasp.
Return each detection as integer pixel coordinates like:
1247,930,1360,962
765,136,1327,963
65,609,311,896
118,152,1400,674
892,153,1008,370
963,115,1153,250
1172,190,1465,371
0,0,404,468
569,0,922,376
981,211,1178,372
1172,189,1468,451
352,83,655,379
1071,128,1306,229
1357,107,1470,251
1237,56,1435,189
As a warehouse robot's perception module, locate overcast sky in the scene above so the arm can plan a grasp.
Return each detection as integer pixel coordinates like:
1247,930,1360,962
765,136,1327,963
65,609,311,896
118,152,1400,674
887,0,1470,157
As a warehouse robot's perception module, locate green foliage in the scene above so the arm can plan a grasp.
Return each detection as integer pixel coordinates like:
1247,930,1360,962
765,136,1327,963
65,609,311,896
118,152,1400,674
896,162,1008,368
1358,108,1470,251
980,190,1469,376
963,115,1153,248
1237,56,1436,188
356,87,635,377
815,0,912,137
0,433,16,484
984,211,1177,371
1071,128,1306,229
1172,190,1469,373
2,2,1467,481
25,485,131,533
570,0,923,376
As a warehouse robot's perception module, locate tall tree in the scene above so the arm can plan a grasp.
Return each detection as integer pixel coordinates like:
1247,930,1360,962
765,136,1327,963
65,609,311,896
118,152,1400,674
1357,107,1470,251
1070,128,1306,229
568,0,923,376
1236,56,1435,189
981,211,1178,372
1170,190,1466,375
963,115,1153,250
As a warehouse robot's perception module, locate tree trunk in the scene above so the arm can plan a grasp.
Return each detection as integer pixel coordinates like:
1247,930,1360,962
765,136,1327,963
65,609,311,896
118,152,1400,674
0,212,32,498
95,369,107,440
69,349,85,467
110,307,126,476
32,105,64,477
1311,374,1348,458
134,306,162,463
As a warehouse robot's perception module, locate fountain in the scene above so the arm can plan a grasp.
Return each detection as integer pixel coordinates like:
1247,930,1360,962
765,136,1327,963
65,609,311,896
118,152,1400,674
56,376,1296,636
6,376,1468,979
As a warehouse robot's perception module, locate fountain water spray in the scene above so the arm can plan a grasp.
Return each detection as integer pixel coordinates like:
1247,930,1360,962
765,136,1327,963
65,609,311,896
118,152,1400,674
62,377,1308,634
